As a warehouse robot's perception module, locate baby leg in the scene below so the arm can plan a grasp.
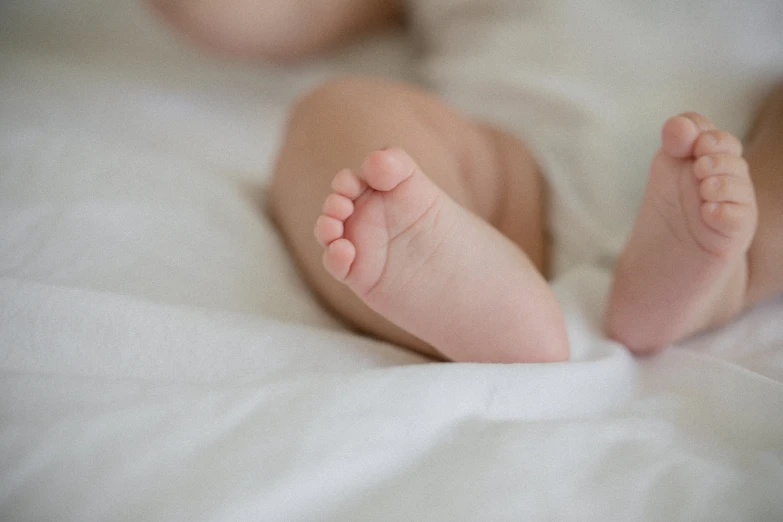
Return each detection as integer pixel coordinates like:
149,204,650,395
148,0,402,62
269,78,569,363
744,83,783,308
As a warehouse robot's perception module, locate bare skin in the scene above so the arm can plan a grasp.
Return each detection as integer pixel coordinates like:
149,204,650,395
312,95,781,362
605,114,758,354
744,85,783,309
146,0,402,62
607,87,783,354
314,147,568,363
151,1,783,361
269,78,566,363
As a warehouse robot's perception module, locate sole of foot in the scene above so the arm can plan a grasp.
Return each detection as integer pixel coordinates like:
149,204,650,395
315,147,569,363
606,113,758,354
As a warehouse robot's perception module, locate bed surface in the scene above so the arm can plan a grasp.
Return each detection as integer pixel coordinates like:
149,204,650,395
1,2,782,520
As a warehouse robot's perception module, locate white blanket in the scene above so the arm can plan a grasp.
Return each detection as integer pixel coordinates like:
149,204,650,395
1,1,782,520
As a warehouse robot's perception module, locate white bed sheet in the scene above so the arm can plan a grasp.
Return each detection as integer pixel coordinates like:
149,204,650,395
1,2,782,521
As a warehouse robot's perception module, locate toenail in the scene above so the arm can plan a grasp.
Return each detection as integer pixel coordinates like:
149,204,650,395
705,202,719,214
709,177,722,191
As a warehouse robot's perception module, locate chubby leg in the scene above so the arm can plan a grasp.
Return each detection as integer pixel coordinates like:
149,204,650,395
270,78,568,363
744,84,783,309
147,0,402,62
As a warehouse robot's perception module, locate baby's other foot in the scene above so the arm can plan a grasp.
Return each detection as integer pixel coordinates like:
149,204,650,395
606,113,758,354
315,148,569,363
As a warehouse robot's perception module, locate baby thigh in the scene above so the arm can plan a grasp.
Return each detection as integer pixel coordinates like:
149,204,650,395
269,77,548,355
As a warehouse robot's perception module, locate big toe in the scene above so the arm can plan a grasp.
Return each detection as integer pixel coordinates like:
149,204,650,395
361,148,418,192
661,113,714,158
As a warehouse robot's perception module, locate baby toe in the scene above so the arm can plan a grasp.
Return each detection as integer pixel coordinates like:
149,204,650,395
693,154,750,181
314,215,344,247
322,238,356,281
680,112,716,132
661,115,701,158
699,175,754,205
361,147,419,192
701,201,757,241
322,193,354,220
693,130,743,158
331,168,368,200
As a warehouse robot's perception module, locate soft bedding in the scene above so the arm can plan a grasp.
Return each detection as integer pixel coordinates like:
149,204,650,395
1,1,782,521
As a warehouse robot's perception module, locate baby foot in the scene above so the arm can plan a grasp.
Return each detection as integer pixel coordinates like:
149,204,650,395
314,148,569,363
606,113,758,354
